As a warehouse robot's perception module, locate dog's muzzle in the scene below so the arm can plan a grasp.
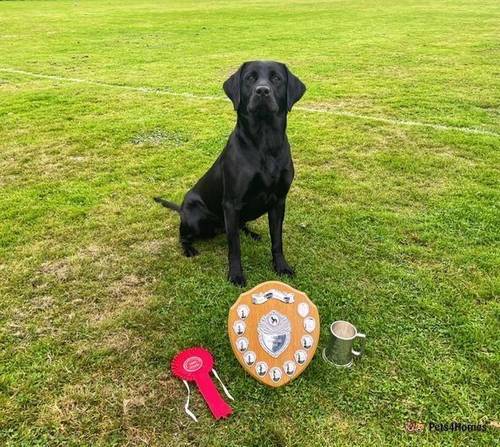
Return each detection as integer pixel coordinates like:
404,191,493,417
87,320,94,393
248,84,279,113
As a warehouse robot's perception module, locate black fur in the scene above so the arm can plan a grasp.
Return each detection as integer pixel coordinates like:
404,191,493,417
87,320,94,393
155,61,306,286
154,196,181,212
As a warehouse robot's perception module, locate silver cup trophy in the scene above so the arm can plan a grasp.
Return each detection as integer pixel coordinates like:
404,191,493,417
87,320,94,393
322,320,366,367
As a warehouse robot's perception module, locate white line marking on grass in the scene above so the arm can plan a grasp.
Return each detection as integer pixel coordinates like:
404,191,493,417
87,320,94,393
295,106,499,137
0,68,225,101
1,67,498,137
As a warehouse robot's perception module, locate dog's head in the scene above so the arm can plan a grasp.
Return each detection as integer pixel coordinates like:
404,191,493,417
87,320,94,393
223,61,306,116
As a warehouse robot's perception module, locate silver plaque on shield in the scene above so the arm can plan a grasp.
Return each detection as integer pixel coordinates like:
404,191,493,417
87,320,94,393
257,310,291,358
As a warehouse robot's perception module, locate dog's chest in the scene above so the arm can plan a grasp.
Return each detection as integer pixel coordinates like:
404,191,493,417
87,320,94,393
259,155,281,188
244,155,288,204
239,151,292,221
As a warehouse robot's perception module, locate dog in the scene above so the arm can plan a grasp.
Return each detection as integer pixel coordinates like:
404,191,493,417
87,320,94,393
155,61,306,286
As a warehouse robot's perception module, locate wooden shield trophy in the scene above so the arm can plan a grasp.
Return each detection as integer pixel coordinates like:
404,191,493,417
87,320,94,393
228,281,320,387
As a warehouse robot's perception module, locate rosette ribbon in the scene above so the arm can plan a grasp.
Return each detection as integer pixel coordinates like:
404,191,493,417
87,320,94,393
171,347,233,421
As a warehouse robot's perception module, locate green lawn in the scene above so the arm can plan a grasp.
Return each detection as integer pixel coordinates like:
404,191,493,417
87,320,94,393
0,0,499,445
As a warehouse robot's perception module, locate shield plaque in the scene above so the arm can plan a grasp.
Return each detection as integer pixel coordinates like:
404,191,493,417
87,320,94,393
228,281,320,387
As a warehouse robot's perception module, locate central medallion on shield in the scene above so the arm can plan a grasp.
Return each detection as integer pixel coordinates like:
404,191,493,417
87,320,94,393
257,310,291,358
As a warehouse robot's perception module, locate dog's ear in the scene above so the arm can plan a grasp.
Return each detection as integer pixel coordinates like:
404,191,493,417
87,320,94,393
223,63,246,110
285,65,306,111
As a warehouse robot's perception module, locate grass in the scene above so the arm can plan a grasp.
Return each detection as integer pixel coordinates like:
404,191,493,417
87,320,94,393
0,0,499,445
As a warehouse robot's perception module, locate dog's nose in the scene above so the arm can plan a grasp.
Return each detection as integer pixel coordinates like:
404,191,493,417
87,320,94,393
255,85,271,96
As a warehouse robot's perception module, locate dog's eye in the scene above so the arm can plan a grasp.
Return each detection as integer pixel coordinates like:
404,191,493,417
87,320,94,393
271,75,281,83
246,74,256,82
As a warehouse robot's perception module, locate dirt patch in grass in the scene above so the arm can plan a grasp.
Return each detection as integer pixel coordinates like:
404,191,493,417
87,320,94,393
130,129,187,147
132,239,169,255
86,273,155,326
39,258,73,281
38,383,121,439
109,274,147,299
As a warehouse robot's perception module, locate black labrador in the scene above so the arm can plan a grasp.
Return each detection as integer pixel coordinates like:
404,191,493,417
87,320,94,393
155,61,306,286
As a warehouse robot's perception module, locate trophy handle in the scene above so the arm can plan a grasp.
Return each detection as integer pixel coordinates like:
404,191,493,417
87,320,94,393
351,332,366,358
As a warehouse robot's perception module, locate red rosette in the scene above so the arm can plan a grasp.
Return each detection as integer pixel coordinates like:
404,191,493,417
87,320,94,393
171,347,233,420
171,347,213,381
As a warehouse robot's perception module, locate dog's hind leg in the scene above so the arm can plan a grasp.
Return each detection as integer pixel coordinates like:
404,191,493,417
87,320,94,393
180,221,199,257
242,225,262,241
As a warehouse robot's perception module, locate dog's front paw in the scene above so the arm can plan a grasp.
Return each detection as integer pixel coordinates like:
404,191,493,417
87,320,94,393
273,259,295,277
183,245,199,257
228,271,247,287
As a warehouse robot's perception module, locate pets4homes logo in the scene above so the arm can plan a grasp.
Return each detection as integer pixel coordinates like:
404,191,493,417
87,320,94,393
405,421,491,433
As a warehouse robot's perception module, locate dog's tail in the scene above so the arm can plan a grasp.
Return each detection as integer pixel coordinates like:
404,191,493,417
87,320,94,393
154,196,181,213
